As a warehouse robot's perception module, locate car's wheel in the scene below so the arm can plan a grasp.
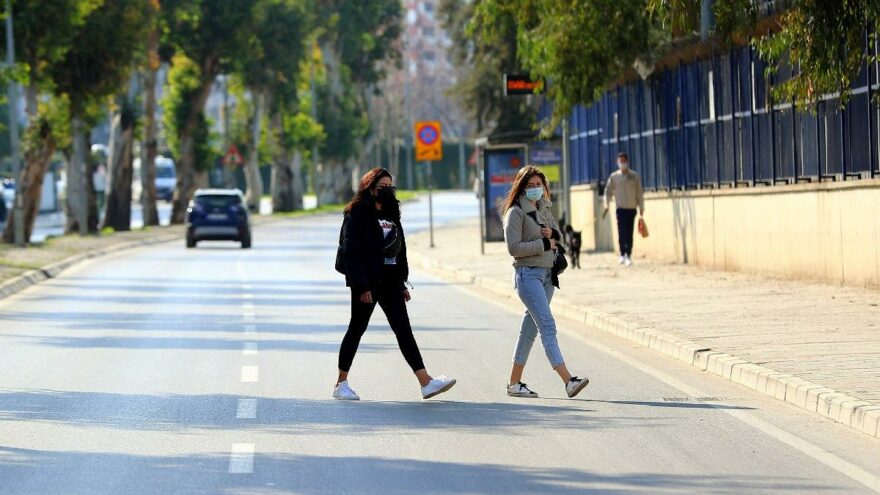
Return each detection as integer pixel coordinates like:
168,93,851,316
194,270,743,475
241,232,252,249
186,230,197,248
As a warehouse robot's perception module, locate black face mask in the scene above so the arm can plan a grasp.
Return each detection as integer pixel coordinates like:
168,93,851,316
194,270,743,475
376,186,397,205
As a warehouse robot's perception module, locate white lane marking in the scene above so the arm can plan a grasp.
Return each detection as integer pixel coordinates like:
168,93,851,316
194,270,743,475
242,284,252,290
241,294,254,300
244,324,257,335
236,399,257,419
455,282,880,493
242,302,255,310
243,314,256,322
243,342,258,355
228,443,255,473
241,366,259,383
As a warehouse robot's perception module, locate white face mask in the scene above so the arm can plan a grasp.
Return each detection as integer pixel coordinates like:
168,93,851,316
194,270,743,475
618,161,630,171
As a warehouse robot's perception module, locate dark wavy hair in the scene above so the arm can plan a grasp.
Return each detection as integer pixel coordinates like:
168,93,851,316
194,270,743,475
344,167,398,216
501,165,550,214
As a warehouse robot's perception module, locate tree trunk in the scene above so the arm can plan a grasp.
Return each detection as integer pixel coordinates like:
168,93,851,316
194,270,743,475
316,157,354,205
103,106,135,231
2,122,55,243
271,148,293,213
244,90,266,212
65,116,90,235
140,27,160,227
86,134,99,233
170,64,217,224
290,150,304,211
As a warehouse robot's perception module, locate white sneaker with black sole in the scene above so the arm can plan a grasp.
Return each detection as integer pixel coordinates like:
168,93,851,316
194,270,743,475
565,376,590,398
422,375,457,399
332,380,360,400
507,382,539,398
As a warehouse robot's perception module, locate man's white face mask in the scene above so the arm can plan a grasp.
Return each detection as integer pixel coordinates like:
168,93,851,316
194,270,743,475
618,161,630,171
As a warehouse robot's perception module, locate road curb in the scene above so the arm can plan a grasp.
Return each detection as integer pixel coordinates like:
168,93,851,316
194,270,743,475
0,232,182,301
410,250,880,440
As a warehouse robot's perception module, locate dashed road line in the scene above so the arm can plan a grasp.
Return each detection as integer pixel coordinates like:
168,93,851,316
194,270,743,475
241,365,259,383
228,443,255,473
236,399,258,419
243,342,258,355
244,324,258,335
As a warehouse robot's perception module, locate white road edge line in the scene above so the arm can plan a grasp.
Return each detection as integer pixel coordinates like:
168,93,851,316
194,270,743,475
453,280,880,493
236,399,257,419
241,366,259,383
243,342,258,355
228,443,255,473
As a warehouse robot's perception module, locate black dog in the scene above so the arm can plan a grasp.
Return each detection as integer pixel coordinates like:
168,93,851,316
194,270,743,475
564,225,582,269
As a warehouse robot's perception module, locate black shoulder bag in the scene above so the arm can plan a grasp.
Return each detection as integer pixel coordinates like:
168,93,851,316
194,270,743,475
520,206,568,284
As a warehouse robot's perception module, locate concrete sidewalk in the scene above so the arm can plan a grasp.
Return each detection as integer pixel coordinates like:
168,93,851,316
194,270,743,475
406,218,880,439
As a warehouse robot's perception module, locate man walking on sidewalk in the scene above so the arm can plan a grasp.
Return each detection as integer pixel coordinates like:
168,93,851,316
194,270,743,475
604,152,644,267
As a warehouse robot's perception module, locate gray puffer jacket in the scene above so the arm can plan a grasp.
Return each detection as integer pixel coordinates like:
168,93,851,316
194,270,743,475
502,195,561,269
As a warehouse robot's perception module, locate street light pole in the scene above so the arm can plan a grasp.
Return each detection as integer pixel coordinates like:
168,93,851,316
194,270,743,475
6,0,23,246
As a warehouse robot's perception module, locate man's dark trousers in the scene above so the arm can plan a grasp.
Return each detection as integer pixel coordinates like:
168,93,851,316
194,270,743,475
616,208,637,256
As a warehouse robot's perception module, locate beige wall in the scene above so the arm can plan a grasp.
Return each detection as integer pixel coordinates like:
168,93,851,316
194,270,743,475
570,180,880,288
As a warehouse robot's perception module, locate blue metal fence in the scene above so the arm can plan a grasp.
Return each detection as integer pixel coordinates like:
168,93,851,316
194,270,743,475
567,32,880,190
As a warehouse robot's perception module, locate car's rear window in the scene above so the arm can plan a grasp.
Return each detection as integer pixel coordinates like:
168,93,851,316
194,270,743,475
196,195,241,208
157,167,175,178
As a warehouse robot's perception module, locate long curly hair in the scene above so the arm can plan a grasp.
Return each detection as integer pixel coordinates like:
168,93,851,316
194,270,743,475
344,167,397,216
501,165,550,214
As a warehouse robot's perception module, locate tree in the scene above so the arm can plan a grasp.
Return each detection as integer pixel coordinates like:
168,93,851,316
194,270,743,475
440,0,536,135
103,77,139,231
1,0,100,243
469,0,662,127
162,0,258,223
139,0,162,227
234,0,311,211
312,0,403,205
50,0,151,234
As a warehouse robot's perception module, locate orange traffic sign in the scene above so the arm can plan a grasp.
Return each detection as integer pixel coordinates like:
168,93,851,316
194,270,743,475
414,121,442,161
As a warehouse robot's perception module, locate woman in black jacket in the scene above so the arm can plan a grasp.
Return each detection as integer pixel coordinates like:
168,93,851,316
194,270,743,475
334,168,456,400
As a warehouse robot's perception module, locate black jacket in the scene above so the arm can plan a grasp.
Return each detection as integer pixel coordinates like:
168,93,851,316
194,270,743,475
342,200,409,294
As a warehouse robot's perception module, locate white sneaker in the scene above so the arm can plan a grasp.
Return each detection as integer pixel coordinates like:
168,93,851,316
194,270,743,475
565,376,590,398
618,256,626,265
624,255,633,267
332,380,360,400
422,375,457,399
507,382,539,398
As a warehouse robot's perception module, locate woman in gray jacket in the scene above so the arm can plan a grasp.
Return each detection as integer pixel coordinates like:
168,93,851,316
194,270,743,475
502,165,590,399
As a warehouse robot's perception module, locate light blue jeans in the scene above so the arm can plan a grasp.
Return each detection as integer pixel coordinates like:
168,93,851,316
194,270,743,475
512,266,565,368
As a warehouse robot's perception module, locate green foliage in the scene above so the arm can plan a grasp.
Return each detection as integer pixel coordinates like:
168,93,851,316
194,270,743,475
316,78,368,161
649,0,880,108
237,0,311,95
754,1,880,108
49,0,151,117
440,0,535,134
162,54,215,171
646,0,756,39
472,0,660,128
161,0,259,77
280,112,325,155
317,0,403,85
4,0,102,89
162,54,200,158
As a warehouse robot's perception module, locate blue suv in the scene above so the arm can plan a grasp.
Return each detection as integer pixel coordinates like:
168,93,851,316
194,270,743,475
185,189,252,249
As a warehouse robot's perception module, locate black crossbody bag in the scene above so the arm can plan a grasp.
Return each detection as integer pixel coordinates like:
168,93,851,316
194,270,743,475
518,206,568,283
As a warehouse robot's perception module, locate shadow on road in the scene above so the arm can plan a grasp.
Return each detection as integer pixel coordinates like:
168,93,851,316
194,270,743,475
0,446,829,495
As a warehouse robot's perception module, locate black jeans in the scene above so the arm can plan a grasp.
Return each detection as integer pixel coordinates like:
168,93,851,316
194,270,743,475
338,267,425,373
616,208,637,256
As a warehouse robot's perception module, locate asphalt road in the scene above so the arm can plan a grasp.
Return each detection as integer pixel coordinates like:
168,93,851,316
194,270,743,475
1,192,878,494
